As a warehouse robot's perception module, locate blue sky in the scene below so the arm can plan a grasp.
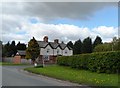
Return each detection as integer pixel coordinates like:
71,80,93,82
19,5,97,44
42,6,118,28
29,4,118,28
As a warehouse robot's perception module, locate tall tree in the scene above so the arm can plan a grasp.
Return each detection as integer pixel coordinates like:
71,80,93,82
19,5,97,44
82,37,92,53
16,42,26,50
10,41,17,56
25,37,40,63
73,39,82,54
67,41,73,49
93,36,103,49
3,42,11,57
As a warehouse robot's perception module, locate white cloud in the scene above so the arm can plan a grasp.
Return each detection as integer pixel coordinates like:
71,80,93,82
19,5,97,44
1,2,117,32
2,22,116,44
92,26,118,39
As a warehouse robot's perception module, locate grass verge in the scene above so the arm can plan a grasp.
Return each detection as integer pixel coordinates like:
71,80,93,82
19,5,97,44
24,65,119,87
0,62,30,66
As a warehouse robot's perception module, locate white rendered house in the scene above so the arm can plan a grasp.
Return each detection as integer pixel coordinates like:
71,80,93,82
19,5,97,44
37,36,73,63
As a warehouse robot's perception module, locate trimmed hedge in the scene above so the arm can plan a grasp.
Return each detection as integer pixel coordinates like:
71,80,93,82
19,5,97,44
57,51,120,74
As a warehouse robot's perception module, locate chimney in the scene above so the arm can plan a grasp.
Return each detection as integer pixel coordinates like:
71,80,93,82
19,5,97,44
43,36,48,42
54,39,59,44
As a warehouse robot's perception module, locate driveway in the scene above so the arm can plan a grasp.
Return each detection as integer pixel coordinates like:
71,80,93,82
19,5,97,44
2,66,90,87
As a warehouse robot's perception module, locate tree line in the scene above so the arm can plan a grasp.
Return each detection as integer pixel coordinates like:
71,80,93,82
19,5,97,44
2,36,120,57
2,41,26,57
67,36,120,55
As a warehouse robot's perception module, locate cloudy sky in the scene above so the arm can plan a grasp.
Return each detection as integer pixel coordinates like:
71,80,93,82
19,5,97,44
1,1,119,44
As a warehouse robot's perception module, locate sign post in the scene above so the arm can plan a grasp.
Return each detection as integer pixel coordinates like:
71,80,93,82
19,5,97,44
42,57,45,67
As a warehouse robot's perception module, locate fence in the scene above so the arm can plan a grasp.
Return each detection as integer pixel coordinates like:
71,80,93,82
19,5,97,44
2,57,31,64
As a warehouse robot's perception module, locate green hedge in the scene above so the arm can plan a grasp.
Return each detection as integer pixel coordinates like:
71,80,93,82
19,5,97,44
57,51,120,74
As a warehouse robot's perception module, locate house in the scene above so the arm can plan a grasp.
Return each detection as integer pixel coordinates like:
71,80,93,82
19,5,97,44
16,50,26,59
13,50,26,64
37,36,73,64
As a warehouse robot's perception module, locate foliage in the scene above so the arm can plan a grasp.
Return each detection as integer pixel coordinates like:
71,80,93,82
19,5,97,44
24,65,118,86
73,39,82,54
25,37,40,62
10,41,17,56
94,37,120,52
82,37,92,53
2,42,11,57
57,51,120,74
112,37,120,51
94,43,112,52
93,36,103,49
16,42,26,50
2,41,27,57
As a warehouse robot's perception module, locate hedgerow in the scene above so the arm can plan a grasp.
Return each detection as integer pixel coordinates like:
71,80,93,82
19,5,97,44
57,51,120,74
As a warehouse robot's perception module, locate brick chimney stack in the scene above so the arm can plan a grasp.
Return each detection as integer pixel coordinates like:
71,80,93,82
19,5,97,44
54,39,59,44
43,36,48,42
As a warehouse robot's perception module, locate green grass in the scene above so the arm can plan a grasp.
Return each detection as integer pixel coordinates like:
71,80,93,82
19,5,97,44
24,65,119,87
0,62,30,66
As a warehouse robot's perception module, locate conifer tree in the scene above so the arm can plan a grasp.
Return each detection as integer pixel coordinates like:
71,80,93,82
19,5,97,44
82,37,92,53
73,39,82,54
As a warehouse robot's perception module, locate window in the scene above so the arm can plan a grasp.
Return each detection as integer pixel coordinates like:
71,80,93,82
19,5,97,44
57,49,59,54
47,49,50,53
43,55,49,60
65,50,67,54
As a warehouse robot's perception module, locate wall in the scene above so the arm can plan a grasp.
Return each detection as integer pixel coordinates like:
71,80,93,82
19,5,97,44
2,57,13,63
41,45,73,56
21,59,31,64
54,47,62,56
37,55,57,64
2,57,31,64
13,56,21,64
63,47,70,56
40,45,53,55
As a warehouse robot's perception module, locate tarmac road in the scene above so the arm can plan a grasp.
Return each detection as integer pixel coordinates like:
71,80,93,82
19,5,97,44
2,66,90,87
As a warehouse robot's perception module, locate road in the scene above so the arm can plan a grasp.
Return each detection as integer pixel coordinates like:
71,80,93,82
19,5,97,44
2,66,90,87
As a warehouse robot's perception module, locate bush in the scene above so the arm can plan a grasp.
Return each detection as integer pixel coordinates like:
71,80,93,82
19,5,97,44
57,51,120,74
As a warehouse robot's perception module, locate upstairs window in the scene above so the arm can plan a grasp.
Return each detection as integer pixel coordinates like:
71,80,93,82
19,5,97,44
47,49,50,53
65,50,67,54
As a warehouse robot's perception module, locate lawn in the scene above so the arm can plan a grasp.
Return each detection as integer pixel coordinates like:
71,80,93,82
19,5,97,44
24,65,119,87
0,62,30,66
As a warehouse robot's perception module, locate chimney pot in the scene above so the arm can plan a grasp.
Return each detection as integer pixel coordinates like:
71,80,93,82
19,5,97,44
54,39,59,44
43,36,48,42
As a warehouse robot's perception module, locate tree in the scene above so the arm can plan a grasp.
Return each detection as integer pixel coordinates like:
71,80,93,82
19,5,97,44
67,41,73,49
93,36,103,49
82,37,92,53
73,39,82,54
2,42,10,57
2,41,17,57
93,43,112,52
9,41,17,56
3,42,11,57
16,42,26,50
112,37,120,51
25,37,40,64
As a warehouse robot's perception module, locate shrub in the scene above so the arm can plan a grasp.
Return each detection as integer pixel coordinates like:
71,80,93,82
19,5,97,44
57,51,120,74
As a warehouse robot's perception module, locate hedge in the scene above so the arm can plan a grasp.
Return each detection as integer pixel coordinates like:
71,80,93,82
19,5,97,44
57,51,120,74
